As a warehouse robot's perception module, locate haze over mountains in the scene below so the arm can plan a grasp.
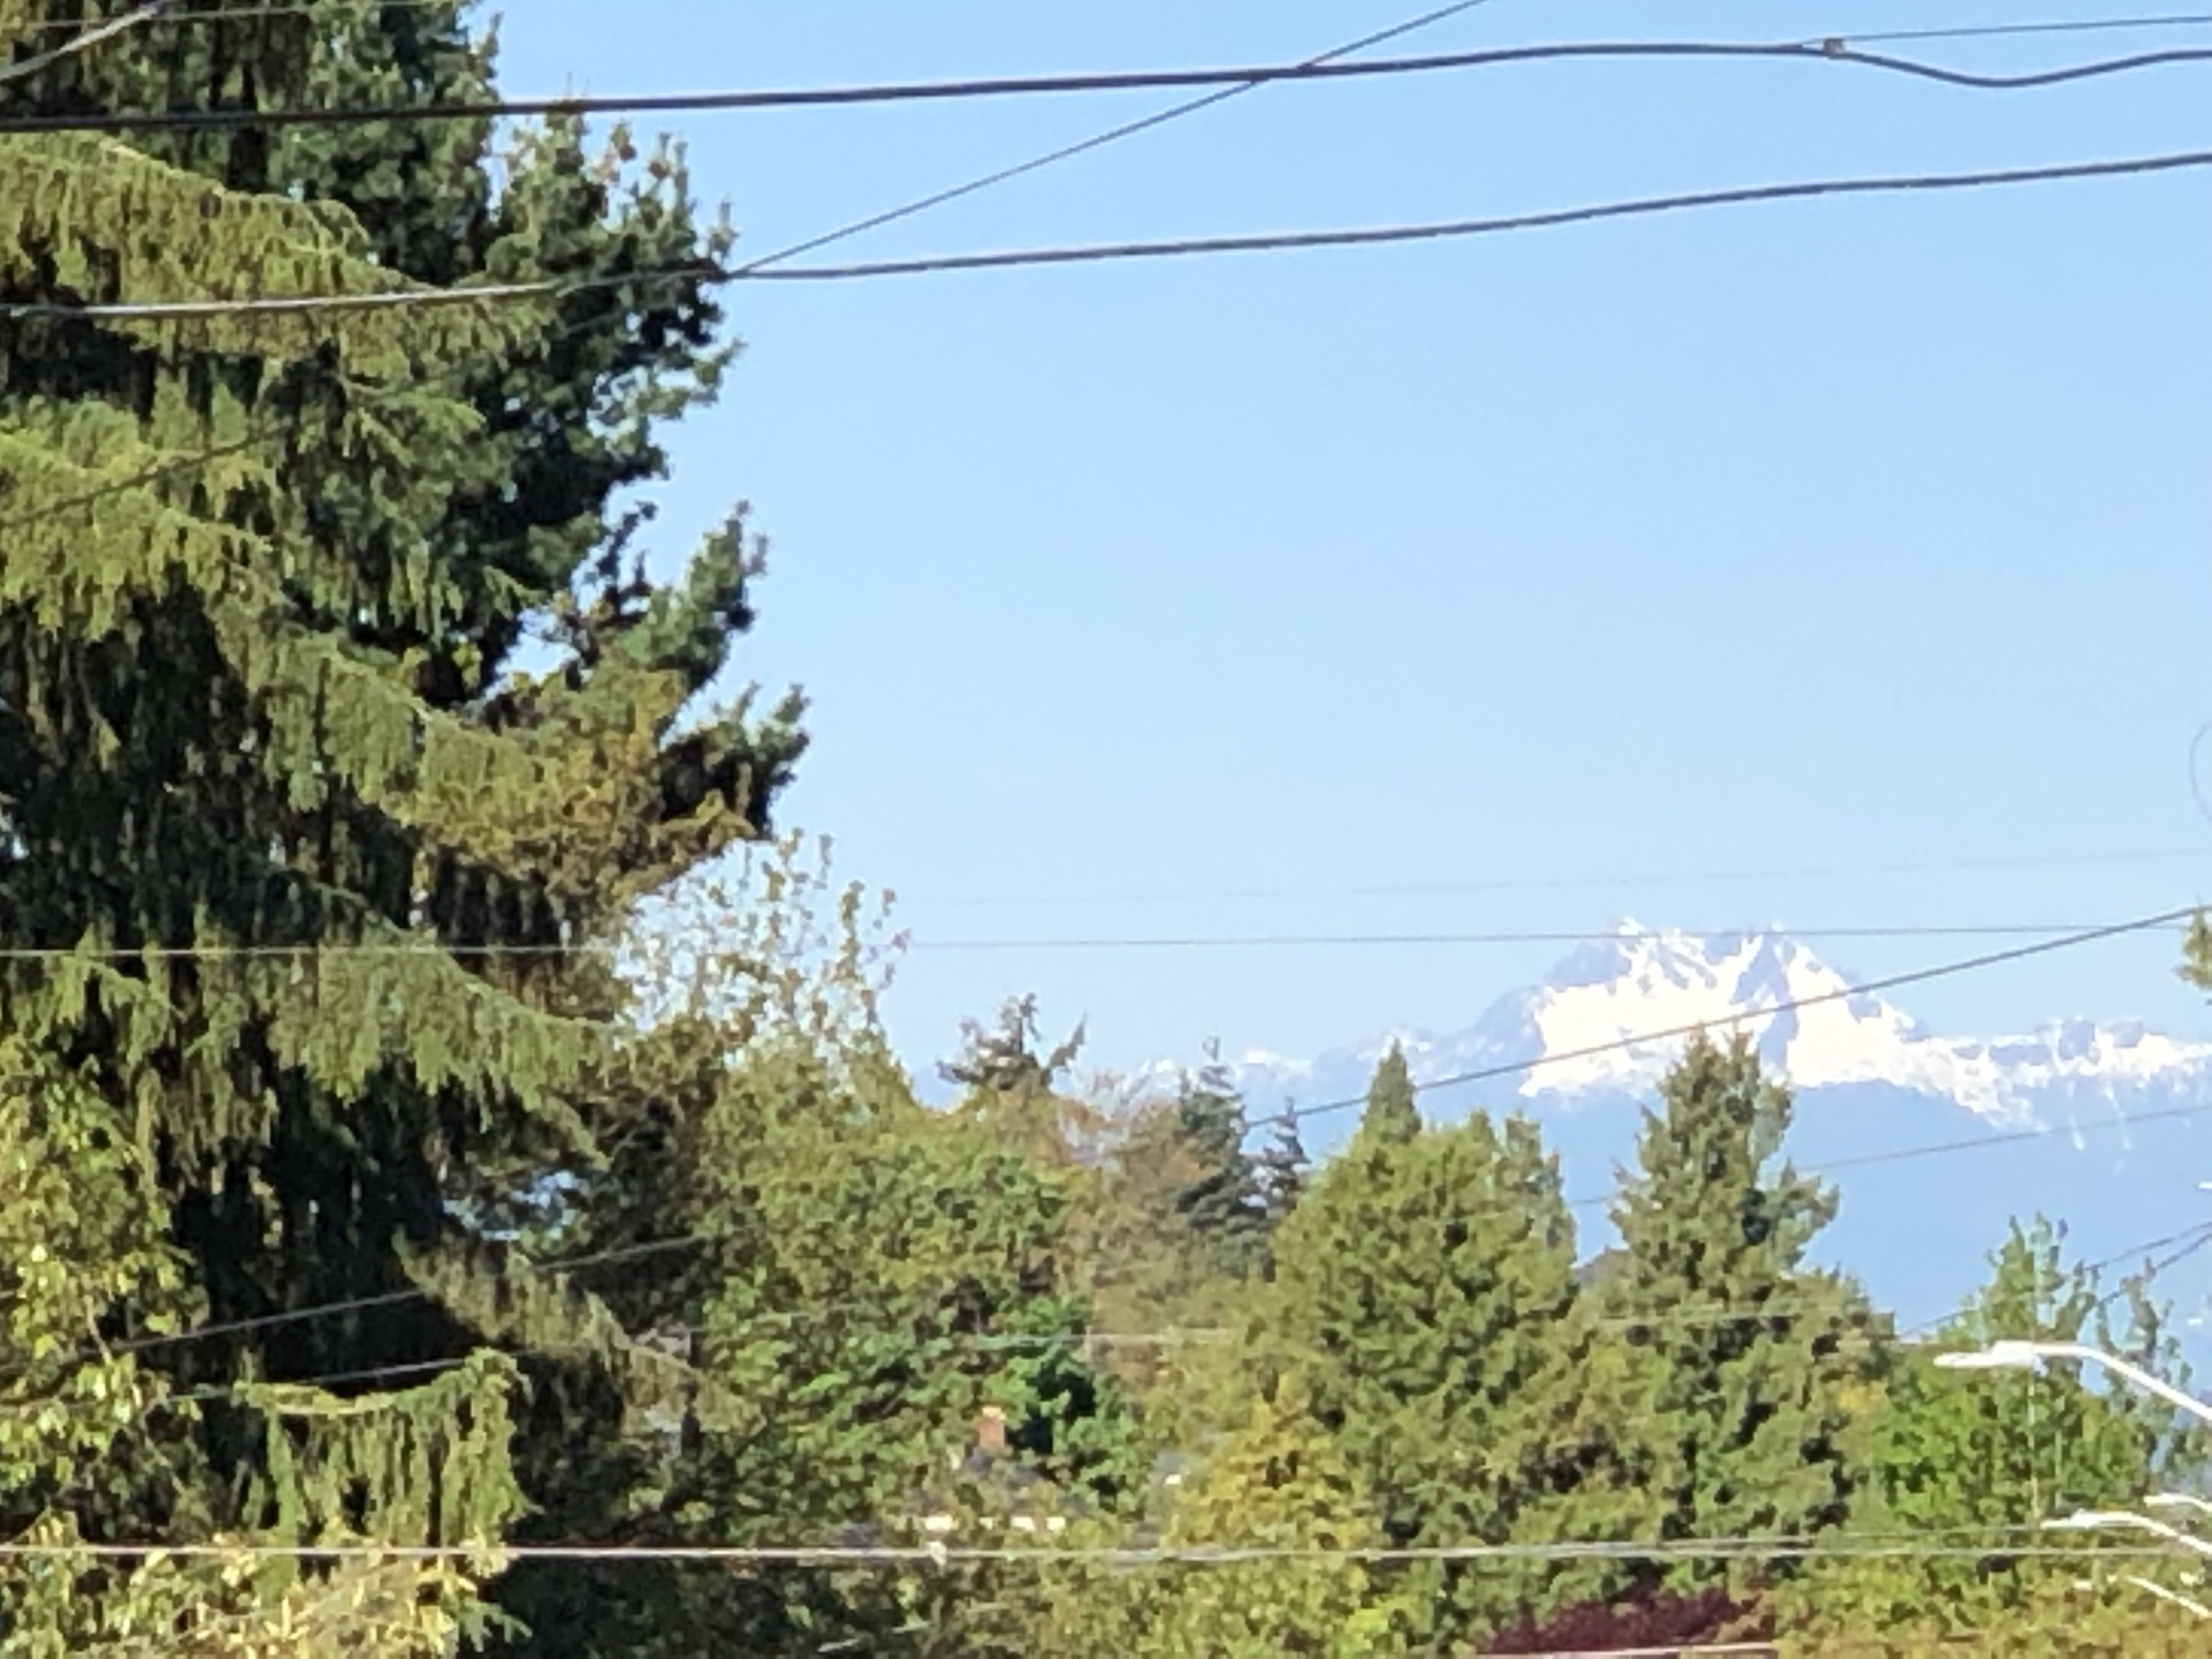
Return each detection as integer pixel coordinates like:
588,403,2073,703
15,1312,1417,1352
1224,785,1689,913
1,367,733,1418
1190,926,2212,1334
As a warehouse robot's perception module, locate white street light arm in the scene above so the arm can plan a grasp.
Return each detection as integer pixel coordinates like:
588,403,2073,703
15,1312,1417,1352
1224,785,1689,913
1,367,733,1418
2126,1573,2212,1618
2081,1571,2212,1620
2046,1509,2212,1562
1934,1340,2212,1427
2149,1493,2212,1523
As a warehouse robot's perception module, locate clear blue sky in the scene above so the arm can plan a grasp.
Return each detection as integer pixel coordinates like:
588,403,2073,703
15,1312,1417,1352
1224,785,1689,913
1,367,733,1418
494,1,2212,1080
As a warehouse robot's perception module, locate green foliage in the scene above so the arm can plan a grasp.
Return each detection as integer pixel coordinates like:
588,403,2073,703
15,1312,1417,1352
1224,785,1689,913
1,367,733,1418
1255,1111,1310,1236
10,12,2212,1654
0,1036,511,1657
1780,1217,2209,1647
941,995,1096,1172
1269,1102,1590,1645
1356,1047,1421,1146
1585,1035,1872,1599
483,854,1141,1658
1165,1042,1269,1280
0,2,797,1651
1037,1374,1407,1658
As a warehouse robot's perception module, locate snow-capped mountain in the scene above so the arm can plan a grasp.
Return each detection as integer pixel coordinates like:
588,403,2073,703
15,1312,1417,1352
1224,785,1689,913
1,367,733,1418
1191,926,2212,1338
1227,923,2212,1129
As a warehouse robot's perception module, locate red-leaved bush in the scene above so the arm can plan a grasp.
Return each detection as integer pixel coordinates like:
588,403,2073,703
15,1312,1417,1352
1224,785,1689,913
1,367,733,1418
1481,1585,1771,1654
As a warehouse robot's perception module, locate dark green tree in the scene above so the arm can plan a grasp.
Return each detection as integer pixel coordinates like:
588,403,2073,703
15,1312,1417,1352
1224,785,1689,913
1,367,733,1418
1167,1040,1269,1278
1269,1102,1591,1645
0,1,795,1647
1256,1110,1310,1234
1587,1035,1872,1598
941,995,1095,1171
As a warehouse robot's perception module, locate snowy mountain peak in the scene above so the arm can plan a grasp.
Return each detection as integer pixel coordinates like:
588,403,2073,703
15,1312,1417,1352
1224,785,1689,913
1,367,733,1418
1520,928,1926,1099
1224,929,2212,1132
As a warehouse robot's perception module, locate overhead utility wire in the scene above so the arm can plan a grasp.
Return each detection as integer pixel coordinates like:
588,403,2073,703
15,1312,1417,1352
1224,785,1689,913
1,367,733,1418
915,845,2211,908
0,1,163,84
14,3,2212,43
50,1106,2201,1375
902,922,2191,952
746,149,2212,281
741,0,1508,271
1895,1215,2212,1338
1847,12,2212,45
1551,1097,2212,1212
0,1534,2173,1565
0,917,2192,961
6,35,2212,133
1284,906,2198,1122
22,145,2212,318
63,946,2206,1371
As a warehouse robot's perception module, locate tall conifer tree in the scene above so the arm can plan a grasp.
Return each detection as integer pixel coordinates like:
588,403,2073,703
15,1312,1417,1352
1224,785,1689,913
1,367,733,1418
1589,1035,1869,1598
1270,1085,1590,1645
0,1,796,1645
1358,1045,1420,1144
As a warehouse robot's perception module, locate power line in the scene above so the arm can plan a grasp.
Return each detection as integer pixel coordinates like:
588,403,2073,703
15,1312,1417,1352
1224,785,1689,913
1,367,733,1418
0,915,2194,961
0,1,162,85
1286,906,2199,1122
1846,12,2212,46
0,1534,2165,1565
100,1233,705,1362
14,3,2212,46
740,0,1508,272
902,922,2191,953
3,35,2211,135
0,270,620,323
21,145,2212,319
1792,1101,2211,1189
910,846,2211,909
2086,1221,2212,1279
751,149,2212,282
1562,1098,2211,1216
81,1095,2211,1373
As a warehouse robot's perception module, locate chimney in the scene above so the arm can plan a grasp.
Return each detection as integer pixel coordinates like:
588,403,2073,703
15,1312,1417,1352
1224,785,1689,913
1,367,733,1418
974,1405,1008,1457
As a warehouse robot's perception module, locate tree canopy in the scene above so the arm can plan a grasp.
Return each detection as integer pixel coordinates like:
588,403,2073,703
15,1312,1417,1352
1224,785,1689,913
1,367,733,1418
3,6,2207,1655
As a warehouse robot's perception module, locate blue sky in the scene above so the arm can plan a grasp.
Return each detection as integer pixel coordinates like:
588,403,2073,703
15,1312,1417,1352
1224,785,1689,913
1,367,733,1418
494,1,2212,1080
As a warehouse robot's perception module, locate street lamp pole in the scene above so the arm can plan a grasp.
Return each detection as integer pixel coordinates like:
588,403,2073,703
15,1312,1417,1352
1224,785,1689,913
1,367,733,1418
1933,1340,2212,1427
2045,1509,2212,1562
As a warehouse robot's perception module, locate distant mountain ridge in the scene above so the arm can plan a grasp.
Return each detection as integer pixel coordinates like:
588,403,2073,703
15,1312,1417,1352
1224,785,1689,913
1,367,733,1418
1147,926,2212,1339
1217,923,2212,1130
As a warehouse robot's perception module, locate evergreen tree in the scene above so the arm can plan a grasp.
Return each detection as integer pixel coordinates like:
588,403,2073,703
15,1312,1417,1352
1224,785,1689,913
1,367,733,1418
1588,1035,1871,1598
1166,1040,1268,1278
1358,1046,1421,1144
0,1,795,1647
941,995,1095,1171
1269,1104,1590,1645
0,1036,506,1658
1256,1110,1309,1234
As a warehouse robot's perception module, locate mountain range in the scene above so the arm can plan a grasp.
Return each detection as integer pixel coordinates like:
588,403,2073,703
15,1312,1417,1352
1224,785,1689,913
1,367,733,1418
1190,926,2212,1340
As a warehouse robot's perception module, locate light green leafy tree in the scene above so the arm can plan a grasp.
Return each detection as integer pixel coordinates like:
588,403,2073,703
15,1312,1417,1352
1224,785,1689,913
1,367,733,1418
1036,1373,1406,1658
1779,1217,2209,1653
482,847,1141,1658
0,1037,510,1656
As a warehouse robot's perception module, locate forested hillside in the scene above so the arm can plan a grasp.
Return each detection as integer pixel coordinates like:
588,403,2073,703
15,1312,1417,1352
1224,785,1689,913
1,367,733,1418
1,4,2208,1654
